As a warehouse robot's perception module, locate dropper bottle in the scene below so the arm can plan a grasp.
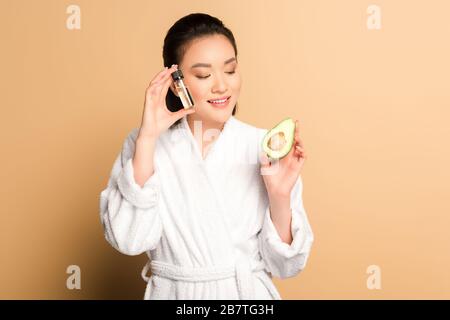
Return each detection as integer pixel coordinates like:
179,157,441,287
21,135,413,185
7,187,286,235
171,69,194,109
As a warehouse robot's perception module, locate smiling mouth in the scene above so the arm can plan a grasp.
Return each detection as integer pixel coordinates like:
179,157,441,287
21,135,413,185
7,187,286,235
207,96,231,104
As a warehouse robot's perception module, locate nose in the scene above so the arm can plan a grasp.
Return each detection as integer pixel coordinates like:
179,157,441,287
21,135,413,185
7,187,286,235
211,72,228,94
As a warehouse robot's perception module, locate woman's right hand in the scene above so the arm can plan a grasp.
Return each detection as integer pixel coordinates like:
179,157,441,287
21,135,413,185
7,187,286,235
138,64,195,139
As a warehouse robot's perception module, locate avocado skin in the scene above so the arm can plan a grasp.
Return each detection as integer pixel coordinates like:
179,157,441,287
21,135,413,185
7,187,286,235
262,117,295,160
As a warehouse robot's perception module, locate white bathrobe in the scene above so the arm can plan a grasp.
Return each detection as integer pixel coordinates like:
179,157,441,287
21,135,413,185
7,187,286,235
99,115,314,300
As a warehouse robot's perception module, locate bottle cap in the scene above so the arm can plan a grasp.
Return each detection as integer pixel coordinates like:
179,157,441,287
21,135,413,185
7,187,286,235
171,69,184,80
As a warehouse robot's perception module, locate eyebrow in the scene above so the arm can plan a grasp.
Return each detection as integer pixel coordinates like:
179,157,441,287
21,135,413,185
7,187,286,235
190,57,237,69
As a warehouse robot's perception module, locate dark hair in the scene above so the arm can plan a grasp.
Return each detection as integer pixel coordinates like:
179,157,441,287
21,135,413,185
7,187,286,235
163,13,238,129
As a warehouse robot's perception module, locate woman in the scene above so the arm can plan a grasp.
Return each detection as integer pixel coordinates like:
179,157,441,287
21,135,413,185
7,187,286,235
99,13,314,300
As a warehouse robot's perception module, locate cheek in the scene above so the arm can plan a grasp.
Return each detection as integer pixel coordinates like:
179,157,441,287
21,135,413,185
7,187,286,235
187,81,209,102
185,75,242,103
230,75,241,95
229,82,240,114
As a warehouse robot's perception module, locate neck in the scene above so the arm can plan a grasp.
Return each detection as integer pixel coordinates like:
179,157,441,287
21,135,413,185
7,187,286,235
186,114,226,140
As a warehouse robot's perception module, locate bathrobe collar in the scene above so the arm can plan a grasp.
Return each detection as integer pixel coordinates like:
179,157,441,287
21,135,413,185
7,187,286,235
180,115,236,164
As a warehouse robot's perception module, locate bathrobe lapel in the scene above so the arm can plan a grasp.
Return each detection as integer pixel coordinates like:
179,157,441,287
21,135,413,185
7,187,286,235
180,116,238,247
180,116,260,299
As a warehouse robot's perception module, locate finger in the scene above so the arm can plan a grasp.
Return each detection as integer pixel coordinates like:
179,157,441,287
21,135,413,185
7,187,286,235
150,69,170,88
157,68,178,103
164,64,178,77
156,64,178,86
261,152,271,167
294,144,303,155
152,65,179,104
294,148,301,161
149,66,169,86
150,64,177,86
295,133,304,149
286,139,297,159
145,81,164,102
298,155,306,167
294,119,302,145
171,106,196,122
295,146,307,162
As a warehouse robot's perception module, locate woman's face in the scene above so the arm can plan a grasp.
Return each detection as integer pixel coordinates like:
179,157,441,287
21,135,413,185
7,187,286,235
171,34,241,127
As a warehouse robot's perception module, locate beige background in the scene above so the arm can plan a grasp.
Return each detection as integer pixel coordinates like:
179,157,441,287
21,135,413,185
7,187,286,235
1,0,449,299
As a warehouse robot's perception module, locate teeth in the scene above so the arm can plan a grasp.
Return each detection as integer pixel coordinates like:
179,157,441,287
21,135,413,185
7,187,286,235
209,98,228,103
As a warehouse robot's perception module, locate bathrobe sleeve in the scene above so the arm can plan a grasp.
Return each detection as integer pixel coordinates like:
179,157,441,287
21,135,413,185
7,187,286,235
99,130,162,256
258,175,314,278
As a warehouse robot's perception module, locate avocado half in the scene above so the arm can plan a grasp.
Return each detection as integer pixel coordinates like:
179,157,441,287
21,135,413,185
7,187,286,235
262,118,295,160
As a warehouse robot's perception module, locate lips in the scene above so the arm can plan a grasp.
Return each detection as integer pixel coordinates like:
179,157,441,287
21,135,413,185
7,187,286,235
207,96,231,103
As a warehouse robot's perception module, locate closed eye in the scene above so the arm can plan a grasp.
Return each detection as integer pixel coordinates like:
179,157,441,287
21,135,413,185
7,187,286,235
196,70,236,79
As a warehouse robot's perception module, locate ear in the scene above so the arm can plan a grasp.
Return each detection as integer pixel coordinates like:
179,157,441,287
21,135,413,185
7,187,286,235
169,84,178,97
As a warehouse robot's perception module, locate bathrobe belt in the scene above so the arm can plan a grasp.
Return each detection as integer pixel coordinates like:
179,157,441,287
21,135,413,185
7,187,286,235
141,258,278,299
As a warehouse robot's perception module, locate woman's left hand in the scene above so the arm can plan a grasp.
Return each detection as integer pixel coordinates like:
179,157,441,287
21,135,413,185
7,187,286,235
261,119,307,199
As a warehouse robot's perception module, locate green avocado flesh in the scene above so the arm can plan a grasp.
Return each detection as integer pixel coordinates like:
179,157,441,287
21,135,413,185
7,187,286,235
262,118,295,160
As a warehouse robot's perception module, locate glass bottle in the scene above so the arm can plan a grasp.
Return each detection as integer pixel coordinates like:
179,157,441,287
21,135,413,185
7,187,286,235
171,69,194,109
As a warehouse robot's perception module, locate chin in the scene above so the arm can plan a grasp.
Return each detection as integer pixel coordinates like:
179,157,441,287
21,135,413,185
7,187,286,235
202,104,234,123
